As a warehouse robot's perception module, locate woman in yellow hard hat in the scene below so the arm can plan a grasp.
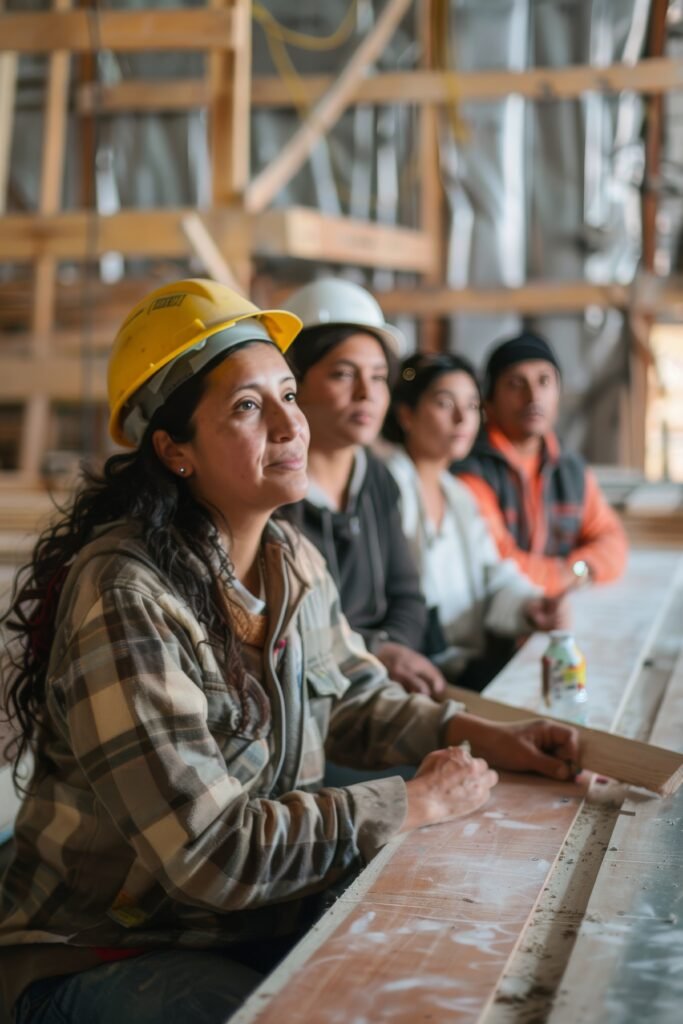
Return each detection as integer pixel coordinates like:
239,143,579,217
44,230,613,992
0,279,578,1024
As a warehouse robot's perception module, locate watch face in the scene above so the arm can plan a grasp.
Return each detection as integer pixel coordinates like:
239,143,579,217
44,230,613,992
572,560,589,580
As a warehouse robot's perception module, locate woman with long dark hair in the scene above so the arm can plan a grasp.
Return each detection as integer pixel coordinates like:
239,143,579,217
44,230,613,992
0,280,578,1024
382,352,568,690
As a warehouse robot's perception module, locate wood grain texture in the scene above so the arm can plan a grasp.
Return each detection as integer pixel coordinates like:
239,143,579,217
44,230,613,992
0,9,238,53
75,58,683,115
232,552,683,1024
547,652,683,1024
234,775,587,1024
485,550,683,732
19,0,71,483
445,686,683,796
0,209,432,271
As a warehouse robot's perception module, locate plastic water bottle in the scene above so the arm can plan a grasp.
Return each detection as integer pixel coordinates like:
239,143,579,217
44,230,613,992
541,630,587,725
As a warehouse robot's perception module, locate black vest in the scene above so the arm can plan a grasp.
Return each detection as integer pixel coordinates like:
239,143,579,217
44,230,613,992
453,436,586,557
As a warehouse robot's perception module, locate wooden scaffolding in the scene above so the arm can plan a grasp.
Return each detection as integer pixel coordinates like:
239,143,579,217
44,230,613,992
0,0,681,486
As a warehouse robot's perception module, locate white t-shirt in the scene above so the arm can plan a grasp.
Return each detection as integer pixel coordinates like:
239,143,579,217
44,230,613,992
383,447,540,671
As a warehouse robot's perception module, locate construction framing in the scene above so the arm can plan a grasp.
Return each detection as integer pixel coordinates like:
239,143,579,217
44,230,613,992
0,1,681,484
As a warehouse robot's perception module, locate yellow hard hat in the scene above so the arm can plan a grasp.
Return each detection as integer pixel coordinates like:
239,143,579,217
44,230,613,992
108,278,302,447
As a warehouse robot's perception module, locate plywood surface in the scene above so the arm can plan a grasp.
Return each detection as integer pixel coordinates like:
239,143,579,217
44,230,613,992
486,550,683,731
446,686,683,796
547,648,683,1024
235,551,683,1024
235,775,586,1024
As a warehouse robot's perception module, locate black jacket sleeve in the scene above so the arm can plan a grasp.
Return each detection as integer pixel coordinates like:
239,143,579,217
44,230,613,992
362,457,428,652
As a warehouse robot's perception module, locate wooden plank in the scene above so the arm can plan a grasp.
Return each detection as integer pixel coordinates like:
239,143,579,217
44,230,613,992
0,0,17,214
74,58,683,115
250,57,683,108
0,208,434,271
0,356,106,401
417,0,446,352
0,328,118,355
77,77,210,114
0,8,238,53
0,216,680,305
245,0,415,213
445,686,683,796
181,212,245,292
547,651,683,1024
208,0,251,203
234,774,587,1024
378,281,632,315
0,209,247,260
231,552,683,1024
253,207,435,272
19,0,72,484
380,281,683,316
484,551,683,731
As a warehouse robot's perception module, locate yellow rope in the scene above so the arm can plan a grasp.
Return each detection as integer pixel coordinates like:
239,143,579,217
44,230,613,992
252,1,359,52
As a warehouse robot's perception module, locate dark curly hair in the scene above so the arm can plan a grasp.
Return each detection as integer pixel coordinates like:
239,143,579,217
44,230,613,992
1,342,267,792
382,352,481,445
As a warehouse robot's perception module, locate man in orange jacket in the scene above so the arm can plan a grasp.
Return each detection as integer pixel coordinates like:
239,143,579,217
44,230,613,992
453,331,628,598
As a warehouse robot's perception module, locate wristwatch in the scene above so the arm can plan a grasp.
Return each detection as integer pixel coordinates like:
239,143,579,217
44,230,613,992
570,559,591,586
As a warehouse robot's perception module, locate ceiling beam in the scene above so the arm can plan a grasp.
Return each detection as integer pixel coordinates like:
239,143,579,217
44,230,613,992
0,7,239,53
77,58,683,114
0,207,434,272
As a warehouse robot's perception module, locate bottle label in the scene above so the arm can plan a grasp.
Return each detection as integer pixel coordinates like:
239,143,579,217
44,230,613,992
541,635,587,716
542,655,586,705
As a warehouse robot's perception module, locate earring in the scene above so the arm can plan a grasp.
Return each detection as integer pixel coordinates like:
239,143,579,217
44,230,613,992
178,467,186,475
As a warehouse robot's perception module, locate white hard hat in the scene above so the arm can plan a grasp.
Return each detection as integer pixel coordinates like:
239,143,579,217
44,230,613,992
283,278,404,355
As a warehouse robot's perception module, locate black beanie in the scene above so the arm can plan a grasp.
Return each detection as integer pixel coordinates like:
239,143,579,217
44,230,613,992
483,331,561,398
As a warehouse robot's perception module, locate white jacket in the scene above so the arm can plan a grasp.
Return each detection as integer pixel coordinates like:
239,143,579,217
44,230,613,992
383,448,541,674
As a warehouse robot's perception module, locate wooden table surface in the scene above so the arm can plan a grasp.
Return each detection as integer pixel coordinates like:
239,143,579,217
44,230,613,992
234,549,683,1024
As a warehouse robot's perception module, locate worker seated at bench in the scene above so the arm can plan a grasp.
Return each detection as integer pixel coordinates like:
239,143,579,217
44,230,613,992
280,277,445,699
453,331,628,598
381,352,568,691
0,280,579,1024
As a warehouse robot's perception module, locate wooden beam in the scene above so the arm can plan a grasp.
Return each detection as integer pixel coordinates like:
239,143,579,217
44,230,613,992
251,57,683,108
181,212,246,292
0,209,240,260
0,208,434,272
0,8,238,53
0,328,118,355
627,0,670,473
77,78,210,114
545,645,683,1024
20,0,72,484
446,686,683,796
417,0,445,352
78,58,683,115
233,773,587,1024
252,207,434,272
245,0,415,213
0,356,106,401
0,0,17,214
378,281,632,315
208,0,251,203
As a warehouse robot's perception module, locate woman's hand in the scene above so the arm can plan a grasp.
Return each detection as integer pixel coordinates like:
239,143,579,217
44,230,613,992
402,746,498,832
524,594,571,632
446,713,580,781
376,640,447,698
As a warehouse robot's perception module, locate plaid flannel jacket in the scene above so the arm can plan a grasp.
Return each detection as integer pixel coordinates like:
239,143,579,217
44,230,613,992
0,519,461,958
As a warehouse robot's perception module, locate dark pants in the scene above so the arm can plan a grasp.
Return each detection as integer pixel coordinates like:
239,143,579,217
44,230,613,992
14,949,264,1024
